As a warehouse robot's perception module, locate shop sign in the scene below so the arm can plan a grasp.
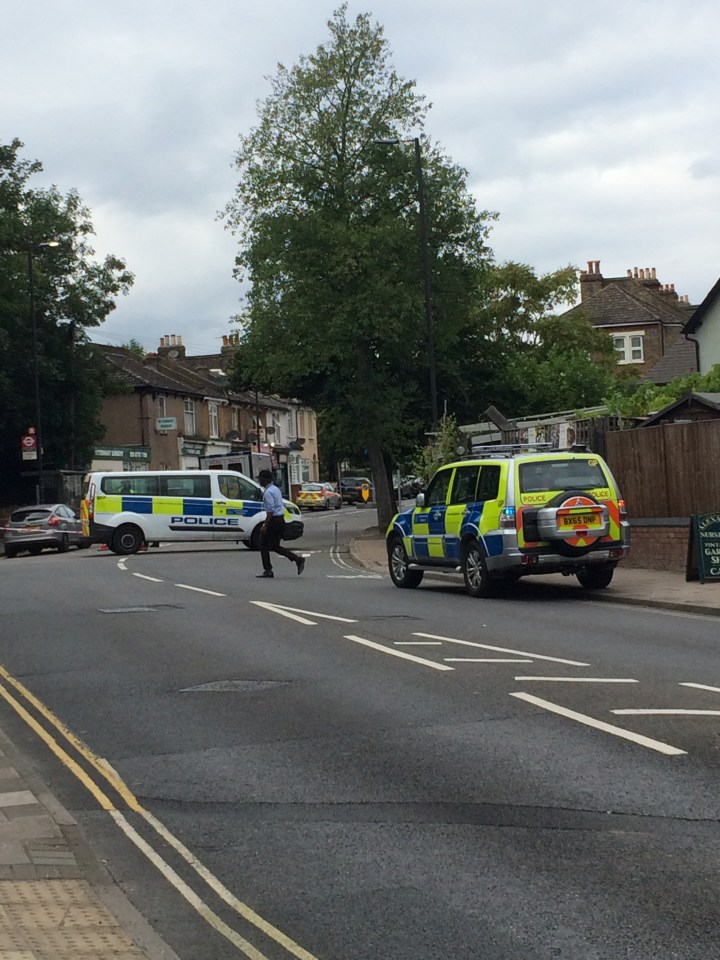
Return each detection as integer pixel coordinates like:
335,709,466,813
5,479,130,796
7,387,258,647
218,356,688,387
686,513,720,583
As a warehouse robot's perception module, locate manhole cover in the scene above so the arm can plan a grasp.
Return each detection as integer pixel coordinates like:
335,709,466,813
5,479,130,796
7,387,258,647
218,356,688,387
99,607,159,614
99,604,185,613
181,680,289,692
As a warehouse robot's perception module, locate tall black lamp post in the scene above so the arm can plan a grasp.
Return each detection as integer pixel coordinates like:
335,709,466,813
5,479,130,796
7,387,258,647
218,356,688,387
377,136,439,429
27,240,59,503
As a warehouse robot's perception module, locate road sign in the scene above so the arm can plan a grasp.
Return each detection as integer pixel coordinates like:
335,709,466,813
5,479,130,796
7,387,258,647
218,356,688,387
21,434,37,460
361,483,370,502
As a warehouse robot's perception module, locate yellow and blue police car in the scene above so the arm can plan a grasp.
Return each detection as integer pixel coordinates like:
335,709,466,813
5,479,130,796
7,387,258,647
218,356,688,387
386,447,630,597
81,469,303,555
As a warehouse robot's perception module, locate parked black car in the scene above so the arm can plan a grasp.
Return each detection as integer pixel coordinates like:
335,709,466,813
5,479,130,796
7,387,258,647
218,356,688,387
339,477,373,504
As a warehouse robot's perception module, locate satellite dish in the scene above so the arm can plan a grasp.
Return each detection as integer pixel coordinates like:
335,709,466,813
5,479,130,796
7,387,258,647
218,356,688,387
456,444,466,455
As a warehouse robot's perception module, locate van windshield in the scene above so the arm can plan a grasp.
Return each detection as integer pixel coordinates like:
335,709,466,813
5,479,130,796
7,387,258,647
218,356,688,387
519,459,608,493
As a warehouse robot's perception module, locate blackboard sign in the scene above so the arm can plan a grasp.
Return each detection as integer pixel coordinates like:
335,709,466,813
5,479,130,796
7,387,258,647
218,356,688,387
686,513,720,583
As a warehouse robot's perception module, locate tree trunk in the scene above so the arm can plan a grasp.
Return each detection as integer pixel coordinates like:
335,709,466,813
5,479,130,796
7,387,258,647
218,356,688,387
369,440,394,534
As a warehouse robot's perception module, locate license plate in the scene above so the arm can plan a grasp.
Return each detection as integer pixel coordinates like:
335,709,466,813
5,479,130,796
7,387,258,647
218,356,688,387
561,513,601,528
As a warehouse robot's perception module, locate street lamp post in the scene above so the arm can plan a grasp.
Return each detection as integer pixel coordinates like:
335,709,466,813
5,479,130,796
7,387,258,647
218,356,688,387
411,137,439,430
26,240,59,503
377,136,439,429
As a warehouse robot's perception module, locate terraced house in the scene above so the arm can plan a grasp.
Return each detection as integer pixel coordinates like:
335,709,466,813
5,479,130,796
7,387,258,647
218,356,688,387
560,260,699,384
93,334,319,497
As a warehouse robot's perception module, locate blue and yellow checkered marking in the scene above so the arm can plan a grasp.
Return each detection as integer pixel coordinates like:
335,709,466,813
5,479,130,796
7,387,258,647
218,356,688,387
96,495,263,521
390,502,503,561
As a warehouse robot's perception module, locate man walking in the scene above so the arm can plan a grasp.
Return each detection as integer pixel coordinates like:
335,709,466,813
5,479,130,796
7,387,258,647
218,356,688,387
256,469,305,578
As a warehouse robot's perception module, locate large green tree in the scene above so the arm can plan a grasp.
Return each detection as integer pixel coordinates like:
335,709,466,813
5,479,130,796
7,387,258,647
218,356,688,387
0,139,133,504
443,261,617,422
223,5,494,529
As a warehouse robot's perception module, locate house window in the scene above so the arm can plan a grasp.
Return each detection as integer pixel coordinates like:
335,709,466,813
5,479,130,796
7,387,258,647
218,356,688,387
231,407,239,433
271,411,283,445
208,402,219,438
184,399,196,435
157,395,167,418
612,333,644,364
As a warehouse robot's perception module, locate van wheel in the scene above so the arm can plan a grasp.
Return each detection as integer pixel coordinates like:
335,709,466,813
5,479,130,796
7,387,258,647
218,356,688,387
250,526,263,552
388,537,423,588
576,564,615,590
462,541,497,598
111,525,144,555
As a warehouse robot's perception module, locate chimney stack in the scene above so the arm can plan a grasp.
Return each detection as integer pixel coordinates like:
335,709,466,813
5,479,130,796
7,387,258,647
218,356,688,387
579,259,604,301
157,334,186,359
221,332,241,356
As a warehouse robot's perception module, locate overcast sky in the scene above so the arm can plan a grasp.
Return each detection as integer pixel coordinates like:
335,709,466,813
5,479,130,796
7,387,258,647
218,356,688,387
6,0,720,356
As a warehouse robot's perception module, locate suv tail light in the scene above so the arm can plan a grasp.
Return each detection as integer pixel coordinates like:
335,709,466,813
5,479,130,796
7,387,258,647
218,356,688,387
500,506,516,529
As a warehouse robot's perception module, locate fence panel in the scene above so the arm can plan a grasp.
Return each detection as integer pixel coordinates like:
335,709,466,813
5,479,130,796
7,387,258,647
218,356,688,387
605,420,720,518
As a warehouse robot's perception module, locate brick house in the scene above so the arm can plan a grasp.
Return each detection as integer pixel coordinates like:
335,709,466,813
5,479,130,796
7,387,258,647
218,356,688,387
93,335,319,494
559,260,698,383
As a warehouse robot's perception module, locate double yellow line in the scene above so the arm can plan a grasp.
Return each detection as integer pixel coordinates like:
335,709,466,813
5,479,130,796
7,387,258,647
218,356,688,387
0,664,319,960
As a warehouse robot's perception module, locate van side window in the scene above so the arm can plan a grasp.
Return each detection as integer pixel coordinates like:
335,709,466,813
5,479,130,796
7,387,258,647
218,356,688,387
219,474,261,501
449,466,480,505
102,476,159,496
477,465,501,501
158,476,211,498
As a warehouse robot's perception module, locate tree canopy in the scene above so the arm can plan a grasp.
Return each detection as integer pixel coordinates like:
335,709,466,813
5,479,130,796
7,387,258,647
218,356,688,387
223,6,496,527
0,139,133,503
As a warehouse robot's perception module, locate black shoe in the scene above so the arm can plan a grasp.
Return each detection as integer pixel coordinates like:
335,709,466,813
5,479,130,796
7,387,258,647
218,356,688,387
296,557,305,575
256,571,274,578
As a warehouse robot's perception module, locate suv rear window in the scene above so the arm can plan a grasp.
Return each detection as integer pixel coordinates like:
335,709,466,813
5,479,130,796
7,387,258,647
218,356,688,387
519,459,608,494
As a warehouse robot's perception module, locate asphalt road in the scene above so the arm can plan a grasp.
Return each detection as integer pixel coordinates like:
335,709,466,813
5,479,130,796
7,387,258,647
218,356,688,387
2,505,720,959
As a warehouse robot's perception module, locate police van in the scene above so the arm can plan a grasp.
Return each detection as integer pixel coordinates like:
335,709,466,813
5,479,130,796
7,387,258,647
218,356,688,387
81,470,303,555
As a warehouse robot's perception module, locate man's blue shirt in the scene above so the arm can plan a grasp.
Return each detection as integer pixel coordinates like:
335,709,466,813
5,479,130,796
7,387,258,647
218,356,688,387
262,482,285,517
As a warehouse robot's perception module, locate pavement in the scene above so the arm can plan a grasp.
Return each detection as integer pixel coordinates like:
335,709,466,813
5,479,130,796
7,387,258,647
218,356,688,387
1,533,719,960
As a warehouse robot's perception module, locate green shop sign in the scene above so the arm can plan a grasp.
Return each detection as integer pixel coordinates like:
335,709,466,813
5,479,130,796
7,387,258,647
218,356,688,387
686,513,720,583
94,446,150,461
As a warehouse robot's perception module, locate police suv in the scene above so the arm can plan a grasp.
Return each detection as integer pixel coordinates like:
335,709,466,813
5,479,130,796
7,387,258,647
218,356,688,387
81,470,303,555
386,446,630,597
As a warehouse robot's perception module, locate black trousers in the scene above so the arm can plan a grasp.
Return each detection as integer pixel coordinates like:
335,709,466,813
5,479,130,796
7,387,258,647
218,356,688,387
260,515,301,571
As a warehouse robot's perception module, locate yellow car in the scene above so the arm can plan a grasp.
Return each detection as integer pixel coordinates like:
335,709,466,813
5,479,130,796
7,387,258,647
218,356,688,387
296,482,342,511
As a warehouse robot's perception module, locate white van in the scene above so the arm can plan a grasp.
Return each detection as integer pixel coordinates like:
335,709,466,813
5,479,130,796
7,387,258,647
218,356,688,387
81,470,303,555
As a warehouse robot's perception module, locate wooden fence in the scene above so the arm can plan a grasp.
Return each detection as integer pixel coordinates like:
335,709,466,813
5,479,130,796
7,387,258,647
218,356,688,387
605,419,720,519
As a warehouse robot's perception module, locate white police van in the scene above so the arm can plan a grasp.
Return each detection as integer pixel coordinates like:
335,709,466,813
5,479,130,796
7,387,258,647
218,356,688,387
81,469,303,555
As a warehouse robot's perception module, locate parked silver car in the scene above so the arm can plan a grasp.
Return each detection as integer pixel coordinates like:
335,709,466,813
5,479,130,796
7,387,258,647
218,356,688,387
3,504,90,558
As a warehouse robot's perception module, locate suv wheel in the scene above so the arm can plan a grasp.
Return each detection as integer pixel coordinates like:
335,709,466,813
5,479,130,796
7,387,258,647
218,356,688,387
576,564,615,590
462,541,497,598
388,537,423,589
545,489,603,557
